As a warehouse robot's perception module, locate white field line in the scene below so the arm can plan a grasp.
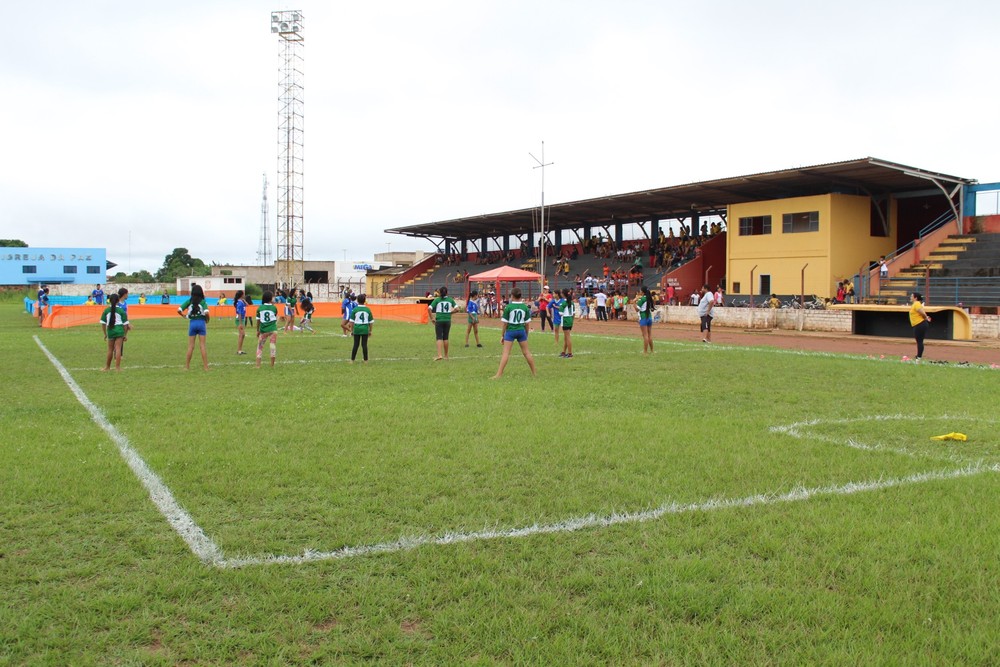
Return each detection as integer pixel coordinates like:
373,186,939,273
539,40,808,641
34,336,224,566
219,462,999,569
769,413,998,464
35,337,1000,570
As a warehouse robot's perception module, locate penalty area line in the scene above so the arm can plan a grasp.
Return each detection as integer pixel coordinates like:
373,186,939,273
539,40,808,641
34,336,224,566
218,462,998,569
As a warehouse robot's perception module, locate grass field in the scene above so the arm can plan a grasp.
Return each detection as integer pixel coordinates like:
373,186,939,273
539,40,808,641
3,304,999,665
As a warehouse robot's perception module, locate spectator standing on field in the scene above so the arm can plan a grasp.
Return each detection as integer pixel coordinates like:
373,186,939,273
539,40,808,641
428,285,458,360
909,291,932,362
36,286,49,327
595,289,608,321
697,283,715,343
537,287,552,332
92,284,105,305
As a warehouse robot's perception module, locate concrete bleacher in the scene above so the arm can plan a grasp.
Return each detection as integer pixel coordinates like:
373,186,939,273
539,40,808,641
396,240,695,299
877,233,1000,306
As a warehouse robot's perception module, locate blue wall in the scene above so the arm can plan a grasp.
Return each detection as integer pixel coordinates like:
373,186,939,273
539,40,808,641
964,182,1000,216
0,247,106,285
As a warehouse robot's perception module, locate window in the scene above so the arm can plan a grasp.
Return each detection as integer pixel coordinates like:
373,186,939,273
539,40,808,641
759,275,771,296
64,265,78,273
23,265,37,274
739,215,771,236
87,266,101,274
782,211,819,233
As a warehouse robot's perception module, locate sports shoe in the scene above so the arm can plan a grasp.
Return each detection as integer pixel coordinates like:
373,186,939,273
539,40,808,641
237,351,246,355
558,352,566,357
476,344,483,348
465,344,470,347
566,353,573,358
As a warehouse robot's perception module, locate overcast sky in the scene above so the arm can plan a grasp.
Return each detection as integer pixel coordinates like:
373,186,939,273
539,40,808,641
3,0,998,274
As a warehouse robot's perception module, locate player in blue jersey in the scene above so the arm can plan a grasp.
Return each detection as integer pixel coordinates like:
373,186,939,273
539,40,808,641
233,290,248,355
465,290,483,348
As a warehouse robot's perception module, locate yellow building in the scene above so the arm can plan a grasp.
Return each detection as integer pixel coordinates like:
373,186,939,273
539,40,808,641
727,194,898,299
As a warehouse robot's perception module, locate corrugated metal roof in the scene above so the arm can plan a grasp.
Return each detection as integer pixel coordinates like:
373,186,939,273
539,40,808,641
386,157,974,241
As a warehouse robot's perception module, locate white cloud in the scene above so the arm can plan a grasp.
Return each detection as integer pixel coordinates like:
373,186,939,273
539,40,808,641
2,0,998,272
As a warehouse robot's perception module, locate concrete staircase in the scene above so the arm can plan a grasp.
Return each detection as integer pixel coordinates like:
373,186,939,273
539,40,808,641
877,234,1000,305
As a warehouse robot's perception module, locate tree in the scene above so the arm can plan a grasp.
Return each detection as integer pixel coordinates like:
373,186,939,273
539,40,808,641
155,248,212,282
108,269,156,283
0,239,28,247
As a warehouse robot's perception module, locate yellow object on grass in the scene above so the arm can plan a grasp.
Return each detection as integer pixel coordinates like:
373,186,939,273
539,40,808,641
930,432,968,442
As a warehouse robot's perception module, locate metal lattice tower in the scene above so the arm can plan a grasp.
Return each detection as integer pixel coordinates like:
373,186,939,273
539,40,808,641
257,173,272,267
271,10,304,288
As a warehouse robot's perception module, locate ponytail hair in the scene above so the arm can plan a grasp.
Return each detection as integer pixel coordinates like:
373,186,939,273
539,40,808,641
190,284,205,317
641,285,653,314
108,293,119,328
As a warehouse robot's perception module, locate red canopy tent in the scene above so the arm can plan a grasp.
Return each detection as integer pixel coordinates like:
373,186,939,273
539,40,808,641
466,265,542,302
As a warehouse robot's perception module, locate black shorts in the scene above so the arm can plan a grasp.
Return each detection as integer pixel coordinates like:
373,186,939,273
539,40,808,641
434,321,452,340
700,315,712,332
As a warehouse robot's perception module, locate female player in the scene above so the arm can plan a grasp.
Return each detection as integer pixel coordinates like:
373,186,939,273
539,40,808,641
178,284,211,370
558,288,575,358
99,293,130,371
299,296,315,333
255,291,279,368
350,294,374,362
465,290,482,348
636,285,655,354
284,289,298,332
493,287,537,378
909,292,932,362
233,290,248,355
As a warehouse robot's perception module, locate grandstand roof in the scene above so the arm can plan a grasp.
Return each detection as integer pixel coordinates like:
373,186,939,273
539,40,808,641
386,157,975,242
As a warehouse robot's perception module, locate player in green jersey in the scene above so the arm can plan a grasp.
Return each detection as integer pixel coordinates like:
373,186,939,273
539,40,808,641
255,291,280,368
99,293,130,372
559,288,575,359
350,294,374,362
428,286,458,360
492,287,537,379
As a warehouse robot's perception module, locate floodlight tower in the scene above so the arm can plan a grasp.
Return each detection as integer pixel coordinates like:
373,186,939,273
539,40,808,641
271,10,304,288
257,173,272,267
529,142,553,288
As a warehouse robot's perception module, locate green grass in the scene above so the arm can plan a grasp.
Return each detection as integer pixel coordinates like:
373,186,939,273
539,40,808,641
2,306,998,664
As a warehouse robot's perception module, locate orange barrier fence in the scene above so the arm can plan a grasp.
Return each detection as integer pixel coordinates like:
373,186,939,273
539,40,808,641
43,303,430,329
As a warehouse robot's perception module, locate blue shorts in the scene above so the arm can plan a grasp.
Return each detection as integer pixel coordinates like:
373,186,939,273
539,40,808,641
503,329,528,343
188,320,207,337
639,317,653,327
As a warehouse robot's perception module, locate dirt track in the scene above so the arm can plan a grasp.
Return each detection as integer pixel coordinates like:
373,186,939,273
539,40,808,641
562,316,1000,366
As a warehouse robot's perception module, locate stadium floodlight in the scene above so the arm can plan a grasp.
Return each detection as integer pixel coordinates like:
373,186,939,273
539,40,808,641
271,10,304,40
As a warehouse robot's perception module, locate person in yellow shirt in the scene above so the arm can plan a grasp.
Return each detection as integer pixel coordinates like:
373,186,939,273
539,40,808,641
768,294,780,309
908,292,932,362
